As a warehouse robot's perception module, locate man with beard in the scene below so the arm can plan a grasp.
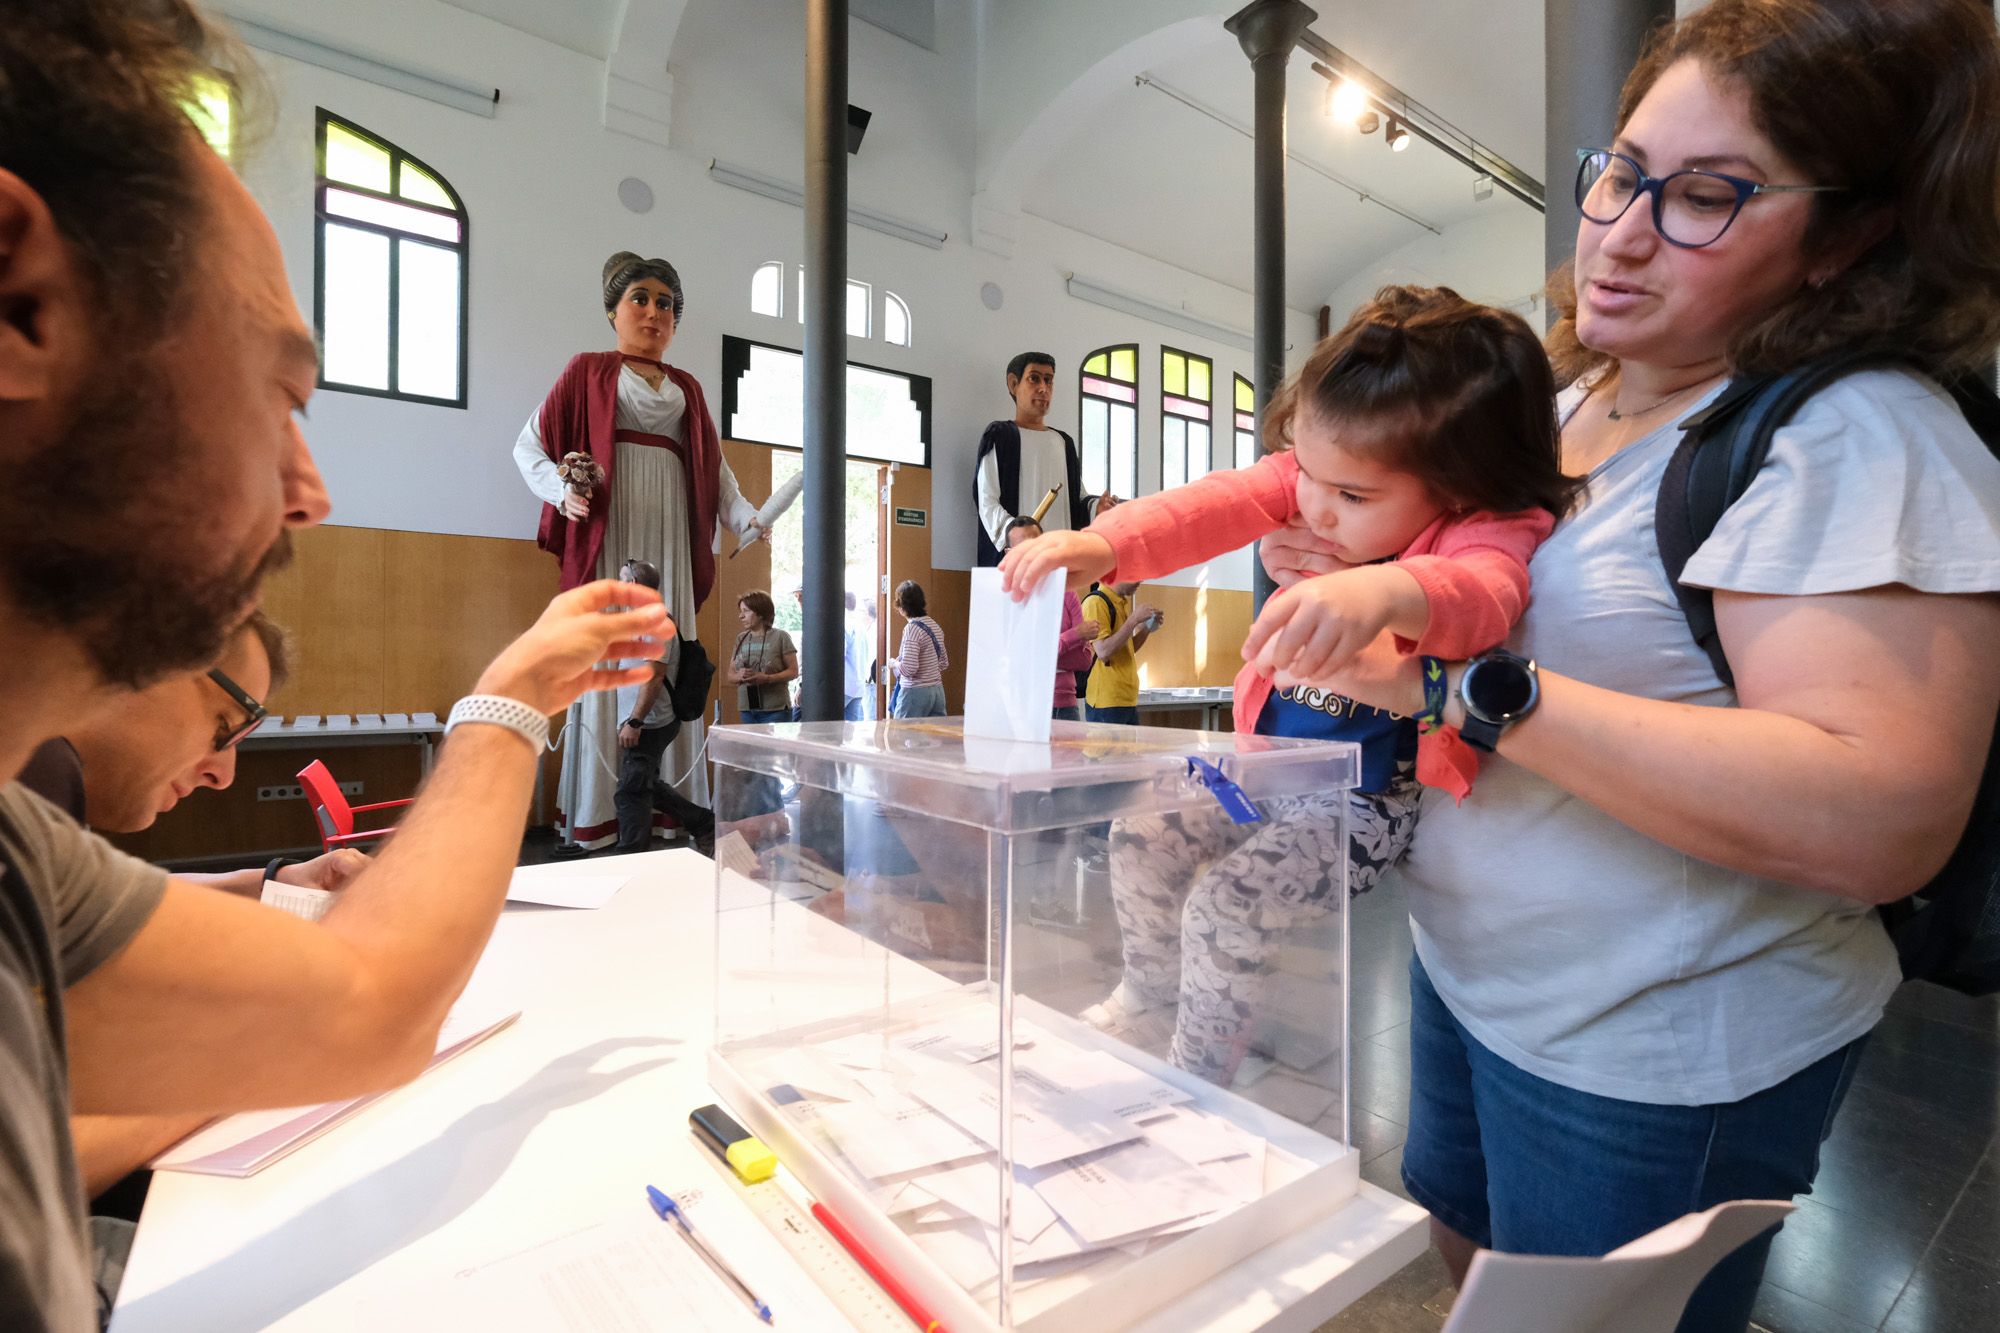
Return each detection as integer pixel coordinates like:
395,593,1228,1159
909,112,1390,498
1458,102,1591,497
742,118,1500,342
0,4,670,1326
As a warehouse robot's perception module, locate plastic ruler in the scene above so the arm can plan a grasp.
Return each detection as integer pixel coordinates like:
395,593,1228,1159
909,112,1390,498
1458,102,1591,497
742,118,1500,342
697,1156,914,1332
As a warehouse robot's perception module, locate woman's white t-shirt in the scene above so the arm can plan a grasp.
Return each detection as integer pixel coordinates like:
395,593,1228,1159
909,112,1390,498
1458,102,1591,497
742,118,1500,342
1403,368,2000,1106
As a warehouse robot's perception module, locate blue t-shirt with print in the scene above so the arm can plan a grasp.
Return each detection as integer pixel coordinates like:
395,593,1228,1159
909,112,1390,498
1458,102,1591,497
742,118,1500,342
1255,685,1414,793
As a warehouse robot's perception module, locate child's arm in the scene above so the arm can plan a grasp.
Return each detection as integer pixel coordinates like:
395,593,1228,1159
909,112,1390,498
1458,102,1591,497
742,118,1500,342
1393,508,1557,658
1241,565,1424,683
1243,509,1556,683
1000,455,1298,598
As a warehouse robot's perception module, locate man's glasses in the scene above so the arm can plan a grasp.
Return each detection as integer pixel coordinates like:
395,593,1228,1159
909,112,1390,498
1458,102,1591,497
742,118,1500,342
1574,148,1844,250
206,668,269,751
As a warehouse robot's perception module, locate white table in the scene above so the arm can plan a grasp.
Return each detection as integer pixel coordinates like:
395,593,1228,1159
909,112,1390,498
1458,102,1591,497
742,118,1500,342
111,851,1424,1332
1136,687,1233,732
244,714,445,776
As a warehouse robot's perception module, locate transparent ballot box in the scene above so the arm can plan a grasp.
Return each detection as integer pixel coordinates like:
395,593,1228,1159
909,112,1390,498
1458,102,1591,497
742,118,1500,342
709,719,1362,1332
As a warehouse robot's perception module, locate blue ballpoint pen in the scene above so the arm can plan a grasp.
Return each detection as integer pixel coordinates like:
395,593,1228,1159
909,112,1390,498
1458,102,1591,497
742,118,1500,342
646,1184,776,1324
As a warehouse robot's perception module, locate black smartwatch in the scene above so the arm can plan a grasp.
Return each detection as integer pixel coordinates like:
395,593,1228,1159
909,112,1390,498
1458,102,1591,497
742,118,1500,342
1456,650,1540,753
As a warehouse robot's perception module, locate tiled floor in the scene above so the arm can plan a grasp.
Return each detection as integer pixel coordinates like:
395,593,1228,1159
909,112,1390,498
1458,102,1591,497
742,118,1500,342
1319,878,2000,1333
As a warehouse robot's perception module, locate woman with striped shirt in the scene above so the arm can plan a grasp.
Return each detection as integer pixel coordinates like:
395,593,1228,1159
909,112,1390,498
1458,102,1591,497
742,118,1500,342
888,580,949,718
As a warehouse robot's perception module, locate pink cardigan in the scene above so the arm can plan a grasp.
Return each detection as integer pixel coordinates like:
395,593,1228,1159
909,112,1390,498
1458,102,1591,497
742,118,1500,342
1053,591,1096,710
1089,451,1554,800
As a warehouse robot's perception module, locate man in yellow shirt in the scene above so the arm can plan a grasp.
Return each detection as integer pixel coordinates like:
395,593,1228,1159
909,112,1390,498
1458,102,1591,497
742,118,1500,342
1080,581,1162,725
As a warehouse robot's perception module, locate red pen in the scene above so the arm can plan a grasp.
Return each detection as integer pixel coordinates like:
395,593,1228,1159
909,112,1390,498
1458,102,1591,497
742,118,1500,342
810,1200,950,1333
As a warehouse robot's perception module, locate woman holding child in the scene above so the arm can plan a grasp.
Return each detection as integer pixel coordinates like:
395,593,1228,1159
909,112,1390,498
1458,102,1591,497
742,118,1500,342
1257,1,2000,1325
1009,1,2000,1325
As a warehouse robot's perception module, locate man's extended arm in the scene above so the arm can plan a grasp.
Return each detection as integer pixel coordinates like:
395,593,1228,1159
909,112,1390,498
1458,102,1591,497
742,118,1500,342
65,582,670,1116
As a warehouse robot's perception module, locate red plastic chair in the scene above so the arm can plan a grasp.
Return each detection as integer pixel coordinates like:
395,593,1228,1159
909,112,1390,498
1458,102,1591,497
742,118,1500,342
297,759,414,854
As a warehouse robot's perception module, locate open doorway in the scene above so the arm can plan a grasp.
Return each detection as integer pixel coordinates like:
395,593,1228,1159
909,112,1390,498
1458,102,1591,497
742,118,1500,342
765,452,885,718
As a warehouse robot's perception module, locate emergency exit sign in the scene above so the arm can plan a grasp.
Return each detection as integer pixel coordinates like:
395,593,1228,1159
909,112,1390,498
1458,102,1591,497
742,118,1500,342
894,507,927,527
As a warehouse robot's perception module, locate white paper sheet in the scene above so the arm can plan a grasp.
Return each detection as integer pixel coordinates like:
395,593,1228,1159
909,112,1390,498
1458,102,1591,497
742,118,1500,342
816,1092,989,1178
507,864,635,909
259,880,333,923
963,567,1065,744
359,1214,783,1331
154,1006,519,1176
905,1060,1142,1169
1444,1200,1796,1333
1026,1138,1242,1247
908,1157,1058,1241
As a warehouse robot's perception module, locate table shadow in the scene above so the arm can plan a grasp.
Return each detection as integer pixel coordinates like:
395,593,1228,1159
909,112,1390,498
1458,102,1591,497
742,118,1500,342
114,1035,680,1331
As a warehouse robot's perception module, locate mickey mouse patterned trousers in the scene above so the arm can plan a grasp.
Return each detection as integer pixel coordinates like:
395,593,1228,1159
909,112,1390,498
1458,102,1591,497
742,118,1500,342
1106,765,1421,1084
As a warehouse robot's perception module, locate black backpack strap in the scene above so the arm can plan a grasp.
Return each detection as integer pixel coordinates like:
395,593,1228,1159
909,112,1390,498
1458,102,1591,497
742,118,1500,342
1656,350,1896,688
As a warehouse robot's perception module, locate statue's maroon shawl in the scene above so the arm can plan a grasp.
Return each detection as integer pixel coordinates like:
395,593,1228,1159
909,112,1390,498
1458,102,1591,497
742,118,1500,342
533,350,722,604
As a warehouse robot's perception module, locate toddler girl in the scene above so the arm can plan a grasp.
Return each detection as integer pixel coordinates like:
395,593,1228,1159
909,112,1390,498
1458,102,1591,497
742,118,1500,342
1001,286,1579,1084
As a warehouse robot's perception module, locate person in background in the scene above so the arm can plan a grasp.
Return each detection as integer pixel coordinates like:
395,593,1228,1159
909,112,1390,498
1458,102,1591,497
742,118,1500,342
841,590,868,722
1003,517,1099,720
888,581,950,718
613,559,714,856
1079,579,1160,725
730,591,796,725
19,613,365,896
973,352,1116,566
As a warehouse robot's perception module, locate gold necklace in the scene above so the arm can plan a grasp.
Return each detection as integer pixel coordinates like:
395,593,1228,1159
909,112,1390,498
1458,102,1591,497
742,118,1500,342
1606,378,1713,422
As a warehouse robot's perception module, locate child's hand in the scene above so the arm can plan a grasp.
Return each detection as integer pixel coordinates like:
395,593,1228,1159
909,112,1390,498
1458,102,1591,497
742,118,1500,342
1243,566,1408,683
999,530,1117,600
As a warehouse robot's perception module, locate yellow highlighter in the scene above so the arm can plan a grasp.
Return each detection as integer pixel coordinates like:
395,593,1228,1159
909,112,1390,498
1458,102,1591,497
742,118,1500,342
690,1103,777,1184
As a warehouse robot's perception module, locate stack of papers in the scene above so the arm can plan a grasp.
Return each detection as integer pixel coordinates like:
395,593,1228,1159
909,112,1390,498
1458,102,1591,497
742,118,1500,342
754,1010,1279,1297
153,1006,520,1177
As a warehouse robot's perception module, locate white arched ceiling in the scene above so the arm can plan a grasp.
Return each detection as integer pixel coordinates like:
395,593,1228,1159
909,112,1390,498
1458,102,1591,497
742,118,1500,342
973,3,1230,254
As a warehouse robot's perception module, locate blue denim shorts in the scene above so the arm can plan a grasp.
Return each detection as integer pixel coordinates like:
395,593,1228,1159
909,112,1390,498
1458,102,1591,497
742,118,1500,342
1401,953,1867,1333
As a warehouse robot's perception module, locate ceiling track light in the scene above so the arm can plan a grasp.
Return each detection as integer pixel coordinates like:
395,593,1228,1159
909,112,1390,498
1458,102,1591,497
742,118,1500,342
1328,77,1369,125
1386,117,1410,152
1356,110,1380,135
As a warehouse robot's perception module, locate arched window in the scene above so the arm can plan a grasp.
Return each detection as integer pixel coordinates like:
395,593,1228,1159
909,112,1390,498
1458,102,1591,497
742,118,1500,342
1079,344,1138,500
314,110,468,407
1161,347,1213,490
846,279,872,338
883,292,912,347
750,260,785,318
1233,373,1258,469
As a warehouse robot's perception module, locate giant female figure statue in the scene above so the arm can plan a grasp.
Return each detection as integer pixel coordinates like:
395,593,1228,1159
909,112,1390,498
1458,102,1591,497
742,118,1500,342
514,252,765,849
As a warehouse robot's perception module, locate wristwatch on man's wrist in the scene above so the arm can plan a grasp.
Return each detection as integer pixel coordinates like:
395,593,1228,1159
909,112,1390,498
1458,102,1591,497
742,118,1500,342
1456,650,1540,753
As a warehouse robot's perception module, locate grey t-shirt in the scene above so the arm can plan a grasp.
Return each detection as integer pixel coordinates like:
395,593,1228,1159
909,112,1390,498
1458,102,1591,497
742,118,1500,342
0,783,166,1331
615,634,680,730
1405,370,2000,1106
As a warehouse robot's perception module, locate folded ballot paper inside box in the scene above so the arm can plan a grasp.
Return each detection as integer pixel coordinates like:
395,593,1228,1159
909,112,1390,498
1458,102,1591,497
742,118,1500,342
707,718,1363,1332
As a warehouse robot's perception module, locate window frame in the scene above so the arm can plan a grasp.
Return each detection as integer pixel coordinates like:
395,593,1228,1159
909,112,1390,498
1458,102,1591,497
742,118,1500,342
719,334,933,469
750,260,786,319
1233,372,1259,469
313,109,469,409
1079,342,1140,500
1159,344,1214,491
883,291,912,347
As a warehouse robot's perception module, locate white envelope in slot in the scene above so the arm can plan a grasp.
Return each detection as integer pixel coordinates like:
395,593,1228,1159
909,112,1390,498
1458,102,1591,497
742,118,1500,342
963,567,1064,744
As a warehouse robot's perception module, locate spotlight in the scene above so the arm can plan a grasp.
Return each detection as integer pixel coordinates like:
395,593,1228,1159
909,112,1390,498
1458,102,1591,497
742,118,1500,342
1329,78,1368,124
1386,118,1409,152
1356,110,1380,135
1473,173,1495,201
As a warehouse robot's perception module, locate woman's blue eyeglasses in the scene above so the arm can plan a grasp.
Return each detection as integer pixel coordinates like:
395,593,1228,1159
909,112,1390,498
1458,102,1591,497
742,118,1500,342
1575,148,1844,249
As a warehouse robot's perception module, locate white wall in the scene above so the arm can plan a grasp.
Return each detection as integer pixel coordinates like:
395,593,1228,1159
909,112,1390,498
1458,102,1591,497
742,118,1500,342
1322,205,1547,329
226,0,1304,592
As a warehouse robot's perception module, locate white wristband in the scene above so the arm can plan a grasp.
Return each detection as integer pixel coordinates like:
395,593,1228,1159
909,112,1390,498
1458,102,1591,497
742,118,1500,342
446,695,550,751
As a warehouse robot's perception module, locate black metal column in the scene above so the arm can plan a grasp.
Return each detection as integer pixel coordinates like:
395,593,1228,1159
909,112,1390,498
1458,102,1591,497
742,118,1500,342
802,0,847,722
1226,0,1315,614
1545,0,1674,279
